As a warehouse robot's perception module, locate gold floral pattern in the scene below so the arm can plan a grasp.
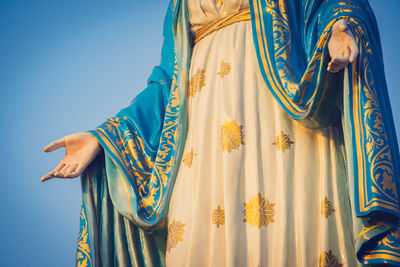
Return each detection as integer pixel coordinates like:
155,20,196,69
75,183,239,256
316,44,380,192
76,205,91,267
377,225,400,249
182,149,197,168
319,250,343,267
393,227,400,240
272,130,294,152
189,69,206,97
381,172,396,194
217,60,231,78
212,205,225,228
221,120,245,153
172,0,178,12
321,196,335,218
167,220,186,253
243,193,275,229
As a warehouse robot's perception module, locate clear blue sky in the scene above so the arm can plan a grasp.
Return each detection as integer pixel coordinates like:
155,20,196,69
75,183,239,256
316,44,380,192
0,1,399,266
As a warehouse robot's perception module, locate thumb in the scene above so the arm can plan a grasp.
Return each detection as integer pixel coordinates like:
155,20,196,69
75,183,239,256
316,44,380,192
339,23,348,32
44,138,66,152
334,19,348,33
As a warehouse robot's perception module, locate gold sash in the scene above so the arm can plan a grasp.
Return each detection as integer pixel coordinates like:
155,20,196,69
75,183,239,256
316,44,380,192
194,8,251,44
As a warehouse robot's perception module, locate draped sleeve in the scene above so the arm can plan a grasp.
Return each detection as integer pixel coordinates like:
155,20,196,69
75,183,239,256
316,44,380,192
249,0,400,264
87,1,180,229
75,1,186,266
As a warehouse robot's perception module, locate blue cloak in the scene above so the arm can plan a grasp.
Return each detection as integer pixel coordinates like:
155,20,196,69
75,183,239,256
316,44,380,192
75,1,400,266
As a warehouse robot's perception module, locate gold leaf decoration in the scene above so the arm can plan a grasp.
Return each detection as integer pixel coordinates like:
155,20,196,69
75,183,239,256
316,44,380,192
216,0,223,4
76,206,91,267
172,0,178,11
381,172,396,194
189,69,206,97
167,220,186,253
77,258,88,267
243,193,275,229
321,196,335,218
141,187,159,208
272,130,294,152
182,149,197,168
377,225,400,248
393,226,400,240
319,250,343,267
217,60,231,78
221,120,245,153
212,205,225,228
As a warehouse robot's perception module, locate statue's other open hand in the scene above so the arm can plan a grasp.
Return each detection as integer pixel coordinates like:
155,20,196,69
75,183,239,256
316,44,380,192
41,132,101,182
327,19,359,73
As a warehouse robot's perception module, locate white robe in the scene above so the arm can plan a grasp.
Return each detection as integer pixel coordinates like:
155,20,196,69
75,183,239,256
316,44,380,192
166,0,357,266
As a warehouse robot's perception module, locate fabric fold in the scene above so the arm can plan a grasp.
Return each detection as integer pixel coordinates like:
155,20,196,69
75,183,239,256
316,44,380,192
248,0,400,264
76,154,166,267
75,0,400,265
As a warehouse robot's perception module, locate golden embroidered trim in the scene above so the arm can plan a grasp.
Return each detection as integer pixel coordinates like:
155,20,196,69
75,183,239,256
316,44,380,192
243,193,275,229
194,8,251,44
377,225,400,248
76,205,91,267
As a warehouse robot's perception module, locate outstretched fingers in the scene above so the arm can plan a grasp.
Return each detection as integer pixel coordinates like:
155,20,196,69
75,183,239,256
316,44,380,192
54,164,68,176
42,163,82,181
42,162,78,181
61,165,77,177
64,172,80,178
41,162,65,182
41,173,53,182
62,163,86,178
71,160,91,177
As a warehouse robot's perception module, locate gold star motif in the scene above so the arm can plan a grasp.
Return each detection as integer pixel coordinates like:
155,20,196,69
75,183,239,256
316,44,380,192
182,149,197,168
212,205,225,228
319,250,343,267
243,193,275,229
167,220,186,253
217,60,231,78
221,120,245,153
272,130,294,152
321,196,335,218
189,69,206,97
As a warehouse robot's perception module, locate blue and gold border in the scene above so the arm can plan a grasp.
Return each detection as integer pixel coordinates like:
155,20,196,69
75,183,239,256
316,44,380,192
75,199,93,267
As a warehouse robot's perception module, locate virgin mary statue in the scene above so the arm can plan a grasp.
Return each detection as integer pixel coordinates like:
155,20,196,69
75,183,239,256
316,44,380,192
42,0,400,266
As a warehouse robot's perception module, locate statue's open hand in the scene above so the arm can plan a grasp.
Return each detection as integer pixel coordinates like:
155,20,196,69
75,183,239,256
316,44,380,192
327,19,359,73
41,132,101,182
